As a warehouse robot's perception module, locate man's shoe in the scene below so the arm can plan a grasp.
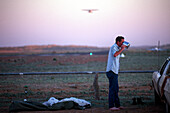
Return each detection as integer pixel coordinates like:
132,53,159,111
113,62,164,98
109,107,120,111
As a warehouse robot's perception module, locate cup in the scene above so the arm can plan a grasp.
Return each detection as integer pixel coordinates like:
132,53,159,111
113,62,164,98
123,41,130,49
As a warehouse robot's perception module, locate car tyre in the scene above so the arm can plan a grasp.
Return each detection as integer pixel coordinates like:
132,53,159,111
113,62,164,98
166,101,170,113
154,89,161,105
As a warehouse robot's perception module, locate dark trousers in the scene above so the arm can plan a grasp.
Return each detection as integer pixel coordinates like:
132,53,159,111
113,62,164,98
106,71,120,108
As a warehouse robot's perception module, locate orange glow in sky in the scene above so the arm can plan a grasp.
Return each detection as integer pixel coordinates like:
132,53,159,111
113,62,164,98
0,0,170,47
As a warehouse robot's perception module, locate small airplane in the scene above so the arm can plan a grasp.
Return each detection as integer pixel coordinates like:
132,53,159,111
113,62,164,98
82,9,98,13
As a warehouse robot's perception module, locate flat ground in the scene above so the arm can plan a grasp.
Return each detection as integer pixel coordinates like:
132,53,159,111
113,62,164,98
0,51,169,112
19,105,165,113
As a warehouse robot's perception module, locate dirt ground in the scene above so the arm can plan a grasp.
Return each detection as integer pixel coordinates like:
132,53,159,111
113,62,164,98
18,105,165,113
0,54,168,113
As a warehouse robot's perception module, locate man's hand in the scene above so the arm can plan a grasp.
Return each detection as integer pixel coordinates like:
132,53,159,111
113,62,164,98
114,45,126,57
121,45,126,50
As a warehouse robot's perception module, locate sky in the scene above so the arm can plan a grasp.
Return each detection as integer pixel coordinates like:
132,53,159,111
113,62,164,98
0,0,170,47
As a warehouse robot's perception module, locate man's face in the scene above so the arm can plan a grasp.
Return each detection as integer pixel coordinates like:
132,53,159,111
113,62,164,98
117,39,124,47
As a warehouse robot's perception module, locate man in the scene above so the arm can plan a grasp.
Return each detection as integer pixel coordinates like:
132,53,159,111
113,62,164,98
106,36,126,111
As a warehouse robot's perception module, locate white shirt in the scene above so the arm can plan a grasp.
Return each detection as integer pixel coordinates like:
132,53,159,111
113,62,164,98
106,43,120,74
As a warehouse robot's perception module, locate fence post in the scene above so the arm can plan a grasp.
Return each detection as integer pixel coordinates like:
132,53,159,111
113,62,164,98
93,73,100,100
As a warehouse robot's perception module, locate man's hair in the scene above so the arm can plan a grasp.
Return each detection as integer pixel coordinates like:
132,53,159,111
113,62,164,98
116,36,124,43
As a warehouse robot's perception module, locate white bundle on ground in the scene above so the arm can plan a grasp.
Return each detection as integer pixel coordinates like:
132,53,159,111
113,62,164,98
59,97,91,107
43,97,59,106
43,97,91,107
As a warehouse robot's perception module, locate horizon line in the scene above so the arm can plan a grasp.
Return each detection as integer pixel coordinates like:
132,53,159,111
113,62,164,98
0,43,170,48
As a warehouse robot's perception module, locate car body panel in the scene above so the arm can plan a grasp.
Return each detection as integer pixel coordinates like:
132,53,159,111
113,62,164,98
164,79,170,106
152,57,170,107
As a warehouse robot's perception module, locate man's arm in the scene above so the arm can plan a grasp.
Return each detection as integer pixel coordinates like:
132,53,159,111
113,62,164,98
114,45,126,57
